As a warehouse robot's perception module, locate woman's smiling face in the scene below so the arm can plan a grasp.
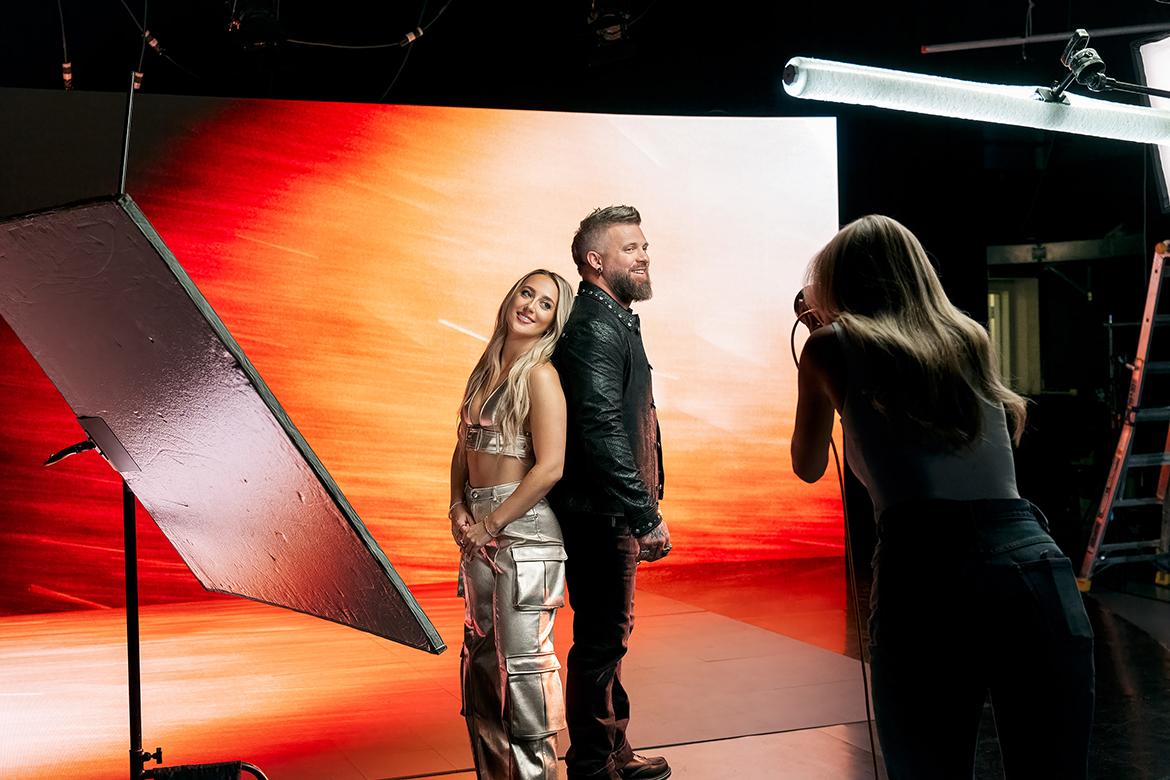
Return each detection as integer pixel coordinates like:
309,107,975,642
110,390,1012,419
506,273,559,340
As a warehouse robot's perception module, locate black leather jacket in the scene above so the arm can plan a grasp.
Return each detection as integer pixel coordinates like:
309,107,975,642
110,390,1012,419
549,282,663,536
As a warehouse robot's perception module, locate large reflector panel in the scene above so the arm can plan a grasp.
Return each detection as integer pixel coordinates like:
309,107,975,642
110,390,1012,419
0,195,444,653
1136,32,1170,212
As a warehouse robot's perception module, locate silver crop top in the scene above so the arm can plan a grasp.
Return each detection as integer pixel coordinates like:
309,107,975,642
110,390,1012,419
462,382,534,461
833,322,1019,513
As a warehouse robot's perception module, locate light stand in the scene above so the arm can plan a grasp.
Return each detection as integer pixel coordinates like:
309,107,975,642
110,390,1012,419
44,440,266,780
122,477,163,780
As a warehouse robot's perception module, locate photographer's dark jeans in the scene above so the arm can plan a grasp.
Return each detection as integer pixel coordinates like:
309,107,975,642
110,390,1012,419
869,498,1095,780
559,510,638,780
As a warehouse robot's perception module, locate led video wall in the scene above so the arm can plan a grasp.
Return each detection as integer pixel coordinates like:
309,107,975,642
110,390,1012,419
0,95,841,613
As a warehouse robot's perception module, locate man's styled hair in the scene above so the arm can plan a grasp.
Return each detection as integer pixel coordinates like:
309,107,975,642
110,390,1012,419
571,205,642,272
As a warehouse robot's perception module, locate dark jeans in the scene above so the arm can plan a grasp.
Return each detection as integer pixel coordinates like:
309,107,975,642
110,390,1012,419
869,498,1095,780
559,510,638,780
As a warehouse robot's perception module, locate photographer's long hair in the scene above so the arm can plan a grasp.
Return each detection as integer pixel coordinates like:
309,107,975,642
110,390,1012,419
458,269,575,447
807,215,1026,448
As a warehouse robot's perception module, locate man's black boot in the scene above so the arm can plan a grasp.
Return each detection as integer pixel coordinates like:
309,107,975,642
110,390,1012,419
618,754,671,780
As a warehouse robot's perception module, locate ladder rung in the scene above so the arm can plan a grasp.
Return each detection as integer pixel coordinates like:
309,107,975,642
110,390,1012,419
1145,362,1170,374
1113,497,1164,507
1135,406,1170,421
1099,539,1162,553
1094,554,1164,569
1108,315,1170,326
1123,452,1170,467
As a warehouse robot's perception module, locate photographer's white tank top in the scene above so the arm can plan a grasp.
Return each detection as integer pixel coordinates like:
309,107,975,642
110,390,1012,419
832,322,1019,513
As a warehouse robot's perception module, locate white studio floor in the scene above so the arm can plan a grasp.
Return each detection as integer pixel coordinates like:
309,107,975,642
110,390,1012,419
1,572,883,780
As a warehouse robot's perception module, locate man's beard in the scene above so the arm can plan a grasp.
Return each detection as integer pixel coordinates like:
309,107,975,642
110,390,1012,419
606,266,653,303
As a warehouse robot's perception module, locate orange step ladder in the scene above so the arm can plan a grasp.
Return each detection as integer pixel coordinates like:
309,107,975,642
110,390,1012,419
1078,242,1170,591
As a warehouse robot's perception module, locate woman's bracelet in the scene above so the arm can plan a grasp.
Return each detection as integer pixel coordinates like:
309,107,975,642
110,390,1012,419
485,517,500,538
448,500,465,518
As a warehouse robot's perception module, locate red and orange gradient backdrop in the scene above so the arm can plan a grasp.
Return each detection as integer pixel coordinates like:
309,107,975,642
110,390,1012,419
0,98,841,614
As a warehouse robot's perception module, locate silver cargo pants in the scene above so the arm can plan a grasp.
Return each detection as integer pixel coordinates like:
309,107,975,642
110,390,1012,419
460,481,567,780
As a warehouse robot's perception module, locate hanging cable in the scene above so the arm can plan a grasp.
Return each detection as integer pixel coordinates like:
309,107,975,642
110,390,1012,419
287,0,452,50
1023,0,1035,60
422,0,453,31
134,0,149,89
828,438,880,780
117,0,209,84
1018,131,1057,237
789,316,880,776
143,30,163,55
380,0,435,102
629,0,657,27
277,0,454,100
287,39,411,50
379,45,415,101
1144,144,1150,287
56,0,72,90
56,0,67,61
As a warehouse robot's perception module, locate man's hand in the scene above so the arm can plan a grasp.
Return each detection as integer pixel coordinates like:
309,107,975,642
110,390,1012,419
636,518,671,562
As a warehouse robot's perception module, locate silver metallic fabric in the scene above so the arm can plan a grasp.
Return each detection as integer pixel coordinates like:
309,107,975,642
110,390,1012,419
464,425,534,462
461,481,567,780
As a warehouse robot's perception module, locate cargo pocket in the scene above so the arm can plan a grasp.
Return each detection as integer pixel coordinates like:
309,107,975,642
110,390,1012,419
504,652,566,738
458,643,470,717
511,545,567,610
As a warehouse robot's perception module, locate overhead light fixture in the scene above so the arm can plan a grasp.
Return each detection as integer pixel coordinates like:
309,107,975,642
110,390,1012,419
783,39,1170,146
229,0,284,52
586,1,636,67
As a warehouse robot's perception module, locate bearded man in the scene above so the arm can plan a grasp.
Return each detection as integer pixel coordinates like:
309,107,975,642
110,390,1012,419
550,205,672,780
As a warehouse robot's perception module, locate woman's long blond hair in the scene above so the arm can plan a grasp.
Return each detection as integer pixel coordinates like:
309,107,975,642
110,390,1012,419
459,269,575,448
807,215,1026,448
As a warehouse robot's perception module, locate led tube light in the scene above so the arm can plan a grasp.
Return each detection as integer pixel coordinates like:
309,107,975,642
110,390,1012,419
783,56,1170,145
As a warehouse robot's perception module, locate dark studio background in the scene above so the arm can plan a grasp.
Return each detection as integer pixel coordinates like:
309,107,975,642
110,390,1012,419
5,0,1170,576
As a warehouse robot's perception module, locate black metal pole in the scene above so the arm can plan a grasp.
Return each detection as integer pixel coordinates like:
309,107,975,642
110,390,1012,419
119,71,137,195
124,479,143,780
1102,77,1170,102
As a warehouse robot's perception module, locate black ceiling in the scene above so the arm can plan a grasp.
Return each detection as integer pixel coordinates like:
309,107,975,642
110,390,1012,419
6,1,1170,269
0,3,1163,108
